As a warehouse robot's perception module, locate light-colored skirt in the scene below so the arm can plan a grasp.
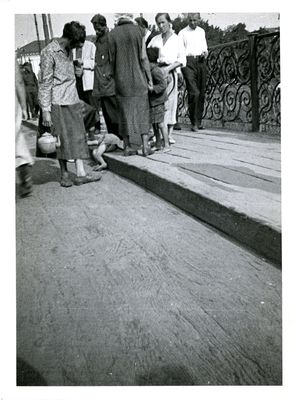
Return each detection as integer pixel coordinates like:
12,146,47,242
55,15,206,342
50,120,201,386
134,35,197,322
161,68,178,126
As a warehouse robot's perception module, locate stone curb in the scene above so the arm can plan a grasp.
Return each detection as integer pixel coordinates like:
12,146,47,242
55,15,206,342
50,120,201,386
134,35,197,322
104,153,281,267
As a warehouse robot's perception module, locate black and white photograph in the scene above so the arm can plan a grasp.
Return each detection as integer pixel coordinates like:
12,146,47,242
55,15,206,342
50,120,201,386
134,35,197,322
1,0,291,399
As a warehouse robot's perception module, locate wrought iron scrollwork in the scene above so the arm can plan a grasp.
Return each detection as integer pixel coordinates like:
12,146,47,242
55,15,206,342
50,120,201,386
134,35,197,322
177,31,280,133
257,33,280,130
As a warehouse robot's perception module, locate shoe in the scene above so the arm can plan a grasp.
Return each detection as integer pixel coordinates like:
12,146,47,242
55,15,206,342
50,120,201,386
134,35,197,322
18,164,33,197
169,135,176,144
174,123,181,130
60,176,73,187
74,174,102,186
191,125,198,132
124,147,138,156
142,147,155,157
198,125,205,130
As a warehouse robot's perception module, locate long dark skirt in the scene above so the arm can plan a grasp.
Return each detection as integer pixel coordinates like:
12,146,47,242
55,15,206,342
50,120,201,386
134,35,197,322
116,95,150,137
51,103,89,160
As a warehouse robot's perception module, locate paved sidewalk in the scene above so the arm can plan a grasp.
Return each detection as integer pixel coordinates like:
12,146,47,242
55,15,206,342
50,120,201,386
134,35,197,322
23,120,281,264
104,128,281,265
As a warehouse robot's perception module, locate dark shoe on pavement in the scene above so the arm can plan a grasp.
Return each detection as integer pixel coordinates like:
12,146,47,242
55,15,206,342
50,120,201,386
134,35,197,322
191,125,198,132
198,125,205,130
18,164,33,197
60,175,73,187
124,147,138,156
174,123,181,130
142,147,155,157
74,174,102,186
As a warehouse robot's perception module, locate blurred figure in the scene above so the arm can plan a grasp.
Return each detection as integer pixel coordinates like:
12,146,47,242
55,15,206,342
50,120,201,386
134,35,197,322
22,62,39,119
109,14,154,156
91,14,120,138
15,59,34,197
38,21,101,187
179,13,208,131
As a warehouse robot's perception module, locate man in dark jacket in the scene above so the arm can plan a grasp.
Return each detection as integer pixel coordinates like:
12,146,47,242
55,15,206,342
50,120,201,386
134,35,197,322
91,14,120,138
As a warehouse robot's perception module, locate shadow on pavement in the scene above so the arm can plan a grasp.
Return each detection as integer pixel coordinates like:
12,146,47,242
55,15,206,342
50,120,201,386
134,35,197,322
17,357,47,386
136,364,195,385
32,159,60,185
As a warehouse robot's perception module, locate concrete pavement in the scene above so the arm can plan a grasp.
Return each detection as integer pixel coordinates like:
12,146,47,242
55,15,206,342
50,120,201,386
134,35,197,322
16,127,282,385
23,119,281,265
105,128,281,265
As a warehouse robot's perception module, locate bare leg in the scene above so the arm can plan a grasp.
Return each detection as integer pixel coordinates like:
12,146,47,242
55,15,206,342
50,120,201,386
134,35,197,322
168,124,176,144
141,134,154,157
59,159,73,187
75,159,86,177
158,122,170,150
153,124,162,150
92,143,108,171
123,136,137,156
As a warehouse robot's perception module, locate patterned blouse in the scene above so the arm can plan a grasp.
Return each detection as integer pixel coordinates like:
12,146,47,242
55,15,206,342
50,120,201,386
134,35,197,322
38,39,80,112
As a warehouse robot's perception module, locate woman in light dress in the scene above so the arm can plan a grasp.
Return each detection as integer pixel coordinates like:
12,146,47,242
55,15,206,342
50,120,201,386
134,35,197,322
148,13,186,145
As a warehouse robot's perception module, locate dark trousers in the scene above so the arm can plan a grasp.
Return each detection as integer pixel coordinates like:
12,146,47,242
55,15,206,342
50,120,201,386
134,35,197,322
182,57,206,127
76,77,94,106
93,95,120,138
26,89,39,118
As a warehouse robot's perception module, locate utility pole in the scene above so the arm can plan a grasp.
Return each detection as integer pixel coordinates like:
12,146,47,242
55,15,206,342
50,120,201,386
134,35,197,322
42,14,50,46
47,14,54,39
33,14,41,54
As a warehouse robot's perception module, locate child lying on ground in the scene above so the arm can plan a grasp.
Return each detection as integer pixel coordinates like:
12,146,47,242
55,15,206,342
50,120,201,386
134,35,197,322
88,133,124,171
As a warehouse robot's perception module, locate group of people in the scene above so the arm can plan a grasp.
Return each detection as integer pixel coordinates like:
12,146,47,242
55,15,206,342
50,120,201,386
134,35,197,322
16,12,208,193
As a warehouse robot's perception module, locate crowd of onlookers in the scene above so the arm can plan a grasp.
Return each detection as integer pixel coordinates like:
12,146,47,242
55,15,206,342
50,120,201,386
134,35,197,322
16,13,208,195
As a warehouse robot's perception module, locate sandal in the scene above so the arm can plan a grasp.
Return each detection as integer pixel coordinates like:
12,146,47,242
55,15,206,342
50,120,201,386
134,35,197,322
60,176,73,188
74,174,102,186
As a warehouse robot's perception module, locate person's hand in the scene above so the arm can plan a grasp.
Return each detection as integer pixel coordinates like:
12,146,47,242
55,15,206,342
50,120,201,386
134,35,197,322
42,111,52,127
22,109,28,120
148,82,154,92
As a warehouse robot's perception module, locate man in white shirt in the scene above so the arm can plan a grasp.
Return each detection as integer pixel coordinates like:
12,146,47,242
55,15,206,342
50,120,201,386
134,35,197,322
179,13,208,131
73,39,96,105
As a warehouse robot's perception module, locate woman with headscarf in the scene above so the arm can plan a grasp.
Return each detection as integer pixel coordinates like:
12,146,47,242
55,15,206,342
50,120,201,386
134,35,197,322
108,14,154,156
39,21,101,187
148,13,186,145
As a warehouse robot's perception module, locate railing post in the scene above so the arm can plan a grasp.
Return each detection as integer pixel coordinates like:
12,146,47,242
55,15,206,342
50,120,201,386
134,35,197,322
248,33,259,132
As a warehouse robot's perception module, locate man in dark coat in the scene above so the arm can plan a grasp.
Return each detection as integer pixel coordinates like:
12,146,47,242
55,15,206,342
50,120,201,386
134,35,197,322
108,14,154,156
91,14,120,138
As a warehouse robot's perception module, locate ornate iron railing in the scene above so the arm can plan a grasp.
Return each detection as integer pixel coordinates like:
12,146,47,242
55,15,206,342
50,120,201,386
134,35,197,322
177,31,280,134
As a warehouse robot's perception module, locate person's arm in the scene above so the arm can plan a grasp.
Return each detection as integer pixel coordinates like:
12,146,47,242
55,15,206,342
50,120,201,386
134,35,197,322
38,49,54,127
141,37,153,90
151,68,167,94
165,34,187,74
15,60,28,120
201,29,208,58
